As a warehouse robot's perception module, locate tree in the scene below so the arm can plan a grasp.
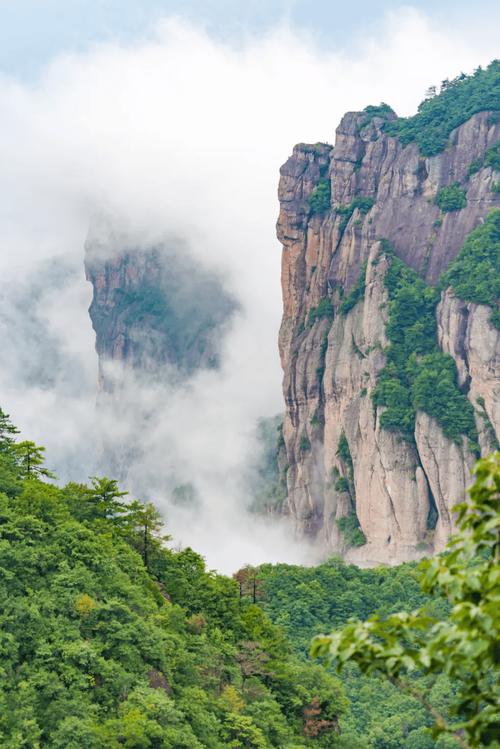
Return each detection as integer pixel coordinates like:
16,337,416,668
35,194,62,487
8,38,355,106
233,565,264,603
312,453,500,749
125,500,166,571
13,440,55,480
87,476,128,522
0,408,19,453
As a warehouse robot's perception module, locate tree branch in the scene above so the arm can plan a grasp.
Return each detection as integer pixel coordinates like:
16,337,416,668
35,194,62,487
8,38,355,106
387,675,471,749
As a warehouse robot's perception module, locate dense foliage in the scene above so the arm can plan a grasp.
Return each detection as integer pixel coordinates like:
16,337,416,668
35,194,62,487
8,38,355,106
312,453,500,749
468,142,500,176
0,408,350,749
372,246,478,447
258,560,454,748
434,184,467,213
485,142,500,171
308,298,335,326
308,180,331,215
384,61,500,156
336,515,366,547
441,210,500,329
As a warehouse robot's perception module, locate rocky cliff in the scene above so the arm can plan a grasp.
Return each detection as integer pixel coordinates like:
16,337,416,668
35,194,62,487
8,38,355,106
277,78,500,563
85,222,236,392
84,221,238,480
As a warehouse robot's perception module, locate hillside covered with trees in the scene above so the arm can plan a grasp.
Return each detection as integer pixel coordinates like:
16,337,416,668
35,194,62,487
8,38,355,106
0,407,350,748
1,407,497,748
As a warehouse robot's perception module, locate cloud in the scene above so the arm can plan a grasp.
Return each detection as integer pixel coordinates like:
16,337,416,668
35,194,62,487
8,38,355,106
0,8,497,571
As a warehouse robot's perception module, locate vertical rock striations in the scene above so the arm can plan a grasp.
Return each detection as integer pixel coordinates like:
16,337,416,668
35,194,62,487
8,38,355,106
85,222,237,391
277,98,500,563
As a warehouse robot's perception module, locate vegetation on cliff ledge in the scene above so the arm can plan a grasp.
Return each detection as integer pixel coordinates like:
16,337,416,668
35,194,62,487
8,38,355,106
372,246,478,448
308,179,331,214
441,209,500,329
434,184,467,213
384,60,500,156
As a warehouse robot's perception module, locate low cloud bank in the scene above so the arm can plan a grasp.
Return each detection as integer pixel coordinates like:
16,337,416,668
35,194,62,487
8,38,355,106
0,10,497,571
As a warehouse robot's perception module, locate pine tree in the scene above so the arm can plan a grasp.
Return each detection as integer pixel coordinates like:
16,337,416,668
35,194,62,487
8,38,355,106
88,476,128,521
13,441,55,480
0,408,19,453
125,500,165,570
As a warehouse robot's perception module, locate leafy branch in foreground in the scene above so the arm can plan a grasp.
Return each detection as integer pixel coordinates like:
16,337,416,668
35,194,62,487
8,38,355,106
312,453,500,748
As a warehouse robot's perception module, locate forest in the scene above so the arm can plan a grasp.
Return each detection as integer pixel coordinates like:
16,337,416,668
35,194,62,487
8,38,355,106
1,408,497,748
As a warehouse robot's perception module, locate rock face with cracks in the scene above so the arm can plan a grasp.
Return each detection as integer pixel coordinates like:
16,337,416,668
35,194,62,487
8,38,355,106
277,109,500,564
85,221,237,392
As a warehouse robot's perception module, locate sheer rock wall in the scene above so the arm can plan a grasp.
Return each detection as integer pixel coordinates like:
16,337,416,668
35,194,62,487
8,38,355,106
277,111,500,563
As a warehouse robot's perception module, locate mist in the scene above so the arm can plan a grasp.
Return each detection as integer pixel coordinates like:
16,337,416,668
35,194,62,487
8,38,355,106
0,8,498,572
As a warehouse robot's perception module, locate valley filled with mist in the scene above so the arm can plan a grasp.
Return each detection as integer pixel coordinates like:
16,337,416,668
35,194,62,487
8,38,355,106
0,5,499,748
1,11,498,571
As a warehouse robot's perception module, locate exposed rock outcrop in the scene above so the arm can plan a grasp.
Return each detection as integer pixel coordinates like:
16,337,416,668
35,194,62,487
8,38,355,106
277,110,500,564
85,222,236,391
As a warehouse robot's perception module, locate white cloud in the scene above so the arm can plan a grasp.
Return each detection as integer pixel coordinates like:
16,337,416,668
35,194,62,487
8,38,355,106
0,8,497,571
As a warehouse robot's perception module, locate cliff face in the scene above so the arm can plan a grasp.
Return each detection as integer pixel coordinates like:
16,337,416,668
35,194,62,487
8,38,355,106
277,110,500,564
85,223,236,392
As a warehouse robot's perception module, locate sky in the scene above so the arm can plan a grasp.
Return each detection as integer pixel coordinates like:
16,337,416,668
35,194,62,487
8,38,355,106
0,1,498,571
1,0,499,80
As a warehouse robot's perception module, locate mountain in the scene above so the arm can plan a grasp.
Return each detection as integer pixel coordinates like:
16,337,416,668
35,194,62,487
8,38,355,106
276,62,500,564
82,64,500,565
85,220,237,391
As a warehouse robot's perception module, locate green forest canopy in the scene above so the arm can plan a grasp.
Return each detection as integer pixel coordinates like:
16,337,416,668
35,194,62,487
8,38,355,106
0,407,496,748
384,60,500,156
0,406,354,749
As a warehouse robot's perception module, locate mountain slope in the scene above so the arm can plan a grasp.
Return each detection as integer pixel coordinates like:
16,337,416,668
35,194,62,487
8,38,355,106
0,409,350,749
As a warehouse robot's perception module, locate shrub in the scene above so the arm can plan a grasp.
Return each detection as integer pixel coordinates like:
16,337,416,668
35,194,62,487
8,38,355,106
434,183,467,212
308,179,331,214
441,209,500,329
468,159,482,175
337,514,366,547
484,141,500,171
336,433,352,467
334,477,350,493
308,297,334,326
336,197,375,233
299,435,311,452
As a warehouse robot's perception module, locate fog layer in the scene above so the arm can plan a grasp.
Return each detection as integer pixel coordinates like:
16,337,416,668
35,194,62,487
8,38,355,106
0,10,496,571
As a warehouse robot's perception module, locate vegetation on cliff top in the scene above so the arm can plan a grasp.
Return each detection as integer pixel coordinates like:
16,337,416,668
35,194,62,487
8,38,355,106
384,60,500,156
